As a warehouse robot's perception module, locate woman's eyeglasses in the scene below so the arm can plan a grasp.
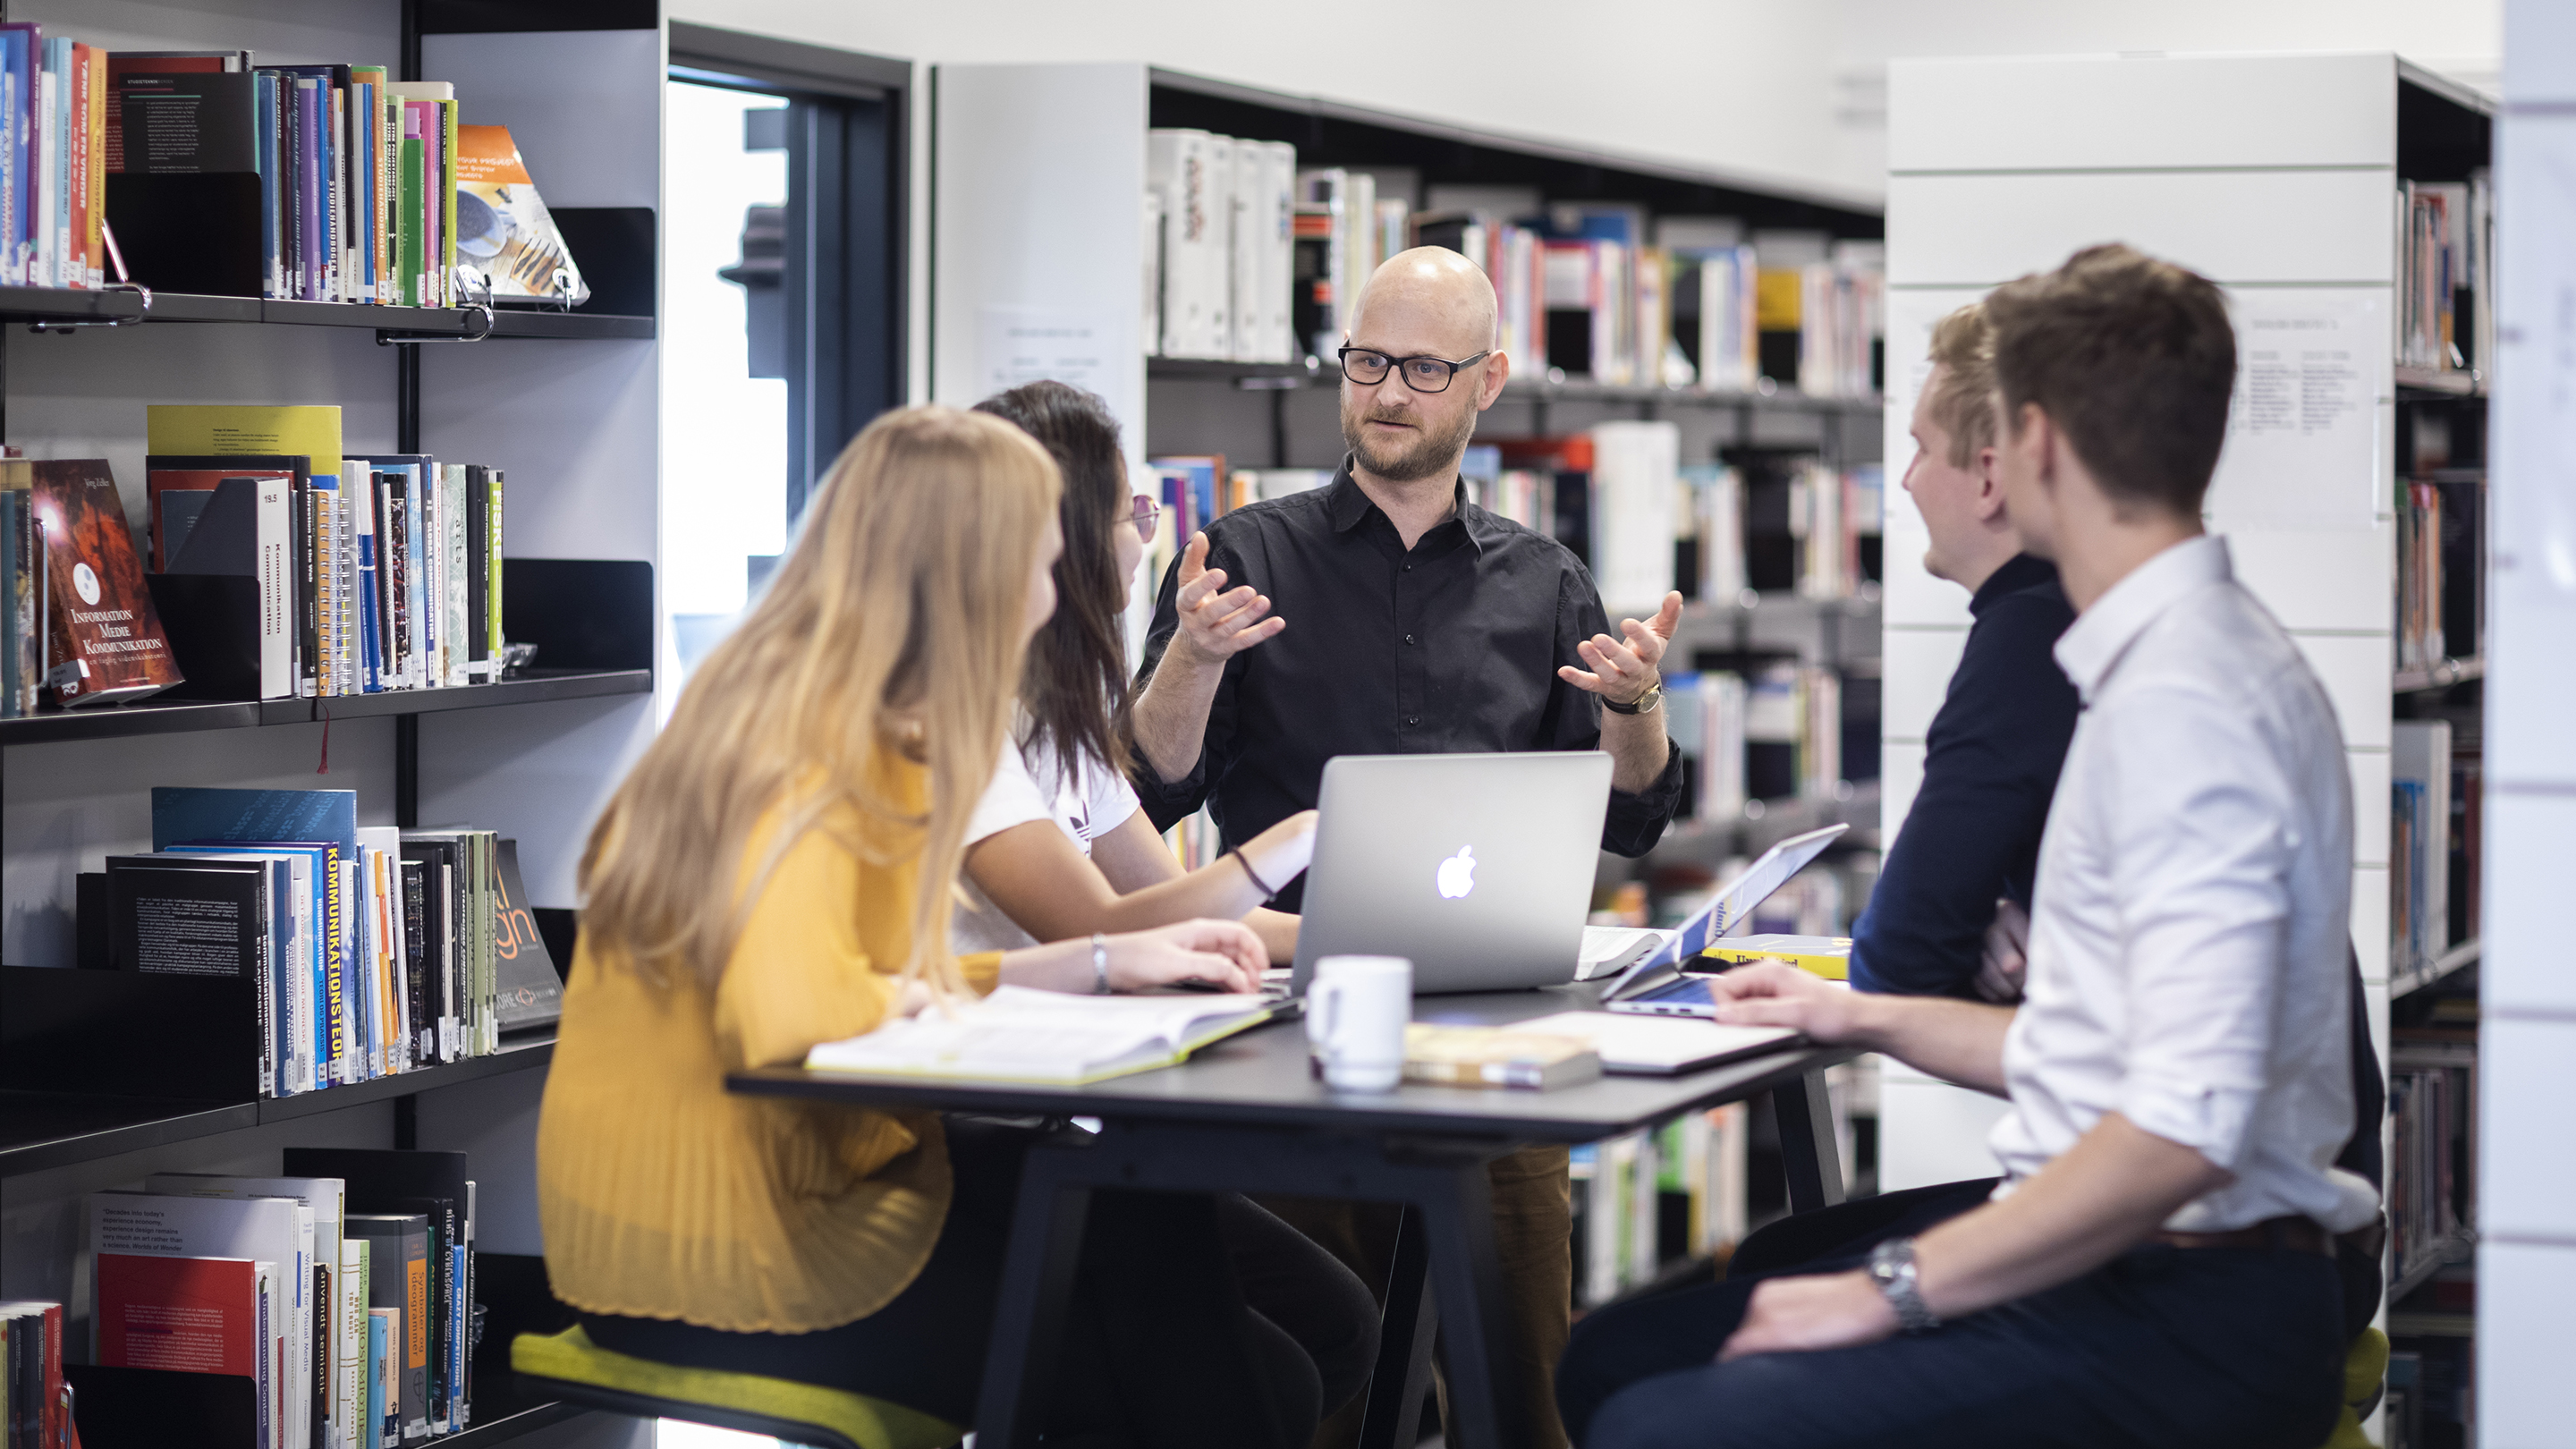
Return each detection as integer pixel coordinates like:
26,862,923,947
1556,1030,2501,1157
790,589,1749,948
1130,495,1162,543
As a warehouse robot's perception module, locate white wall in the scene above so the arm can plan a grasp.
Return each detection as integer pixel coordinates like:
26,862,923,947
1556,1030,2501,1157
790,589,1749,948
2478,3,2576,1443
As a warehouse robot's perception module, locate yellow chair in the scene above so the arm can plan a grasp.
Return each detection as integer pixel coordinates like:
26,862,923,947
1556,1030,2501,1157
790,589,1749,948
512,1326,964,1449
2316,1326,2391,1449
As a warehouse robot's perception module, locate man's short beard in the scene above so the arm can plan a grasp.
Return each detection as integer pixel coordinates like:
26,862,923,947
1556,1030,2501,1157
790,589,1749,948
1342,399,1479,481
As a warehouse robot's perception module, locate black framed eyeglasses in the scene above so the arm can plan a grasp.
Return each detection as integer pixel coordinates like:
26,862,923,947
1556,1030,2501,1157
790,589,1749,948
1337,346,1493,394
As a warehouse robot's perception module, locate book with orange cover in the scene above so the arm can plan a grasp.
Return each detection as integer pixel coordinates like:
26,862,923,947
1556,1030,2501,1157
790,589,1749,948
451,123,586,306
29,458,182,705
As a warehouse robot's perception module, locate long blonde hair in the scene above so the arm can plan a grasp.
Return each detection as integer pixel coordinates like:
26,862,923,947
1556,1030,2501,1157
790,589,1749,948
579,405,1062,997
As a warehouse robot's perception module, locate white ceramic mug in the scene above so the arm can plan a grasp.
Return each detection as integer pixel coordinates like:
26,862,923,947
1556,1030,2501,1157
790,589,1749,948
1307,954,1412,1093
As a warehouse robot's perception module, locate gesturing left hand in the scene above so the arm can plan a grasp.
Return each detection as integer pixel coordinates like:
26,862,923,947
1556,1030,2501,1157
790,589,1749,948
1718,1272,1900,1361
1559,591,1684,708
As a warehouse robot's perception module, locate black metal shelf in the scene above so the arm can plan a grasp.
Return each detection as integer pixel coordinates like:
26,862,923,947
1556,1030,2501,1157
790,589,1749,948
0,668,653,747
0,1032,555,1178
0,285,653,341
1147,355,1885,413
436,1402,600,1448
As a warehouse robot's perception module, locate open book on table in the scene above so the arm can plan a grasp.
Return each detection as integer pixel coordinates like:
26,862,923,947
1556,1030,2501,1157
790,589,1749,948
805,985,1278,1085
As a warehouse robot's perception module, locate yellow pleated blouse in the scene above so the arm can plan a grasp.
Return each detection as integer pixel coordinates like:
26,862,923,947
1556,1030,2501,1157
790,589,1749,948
537,761,1001,1335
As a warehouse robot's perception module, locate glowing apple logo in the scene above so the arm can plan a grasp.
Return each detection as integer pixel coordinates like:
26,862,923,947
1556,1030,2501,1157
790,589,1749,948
1436,845,1478,900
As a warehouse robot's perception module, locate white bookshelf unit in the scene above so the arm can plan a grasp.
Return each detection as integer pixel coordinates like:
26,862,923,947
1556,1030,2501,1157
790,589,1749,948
1882,47,2496,1436
0,2,667,1445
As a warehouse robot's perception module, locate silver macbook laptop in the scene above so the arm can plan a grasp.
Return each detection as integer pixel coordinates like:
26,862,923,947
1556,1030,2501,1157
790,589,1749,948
1289,752,1614,995
1598,822,1849,1014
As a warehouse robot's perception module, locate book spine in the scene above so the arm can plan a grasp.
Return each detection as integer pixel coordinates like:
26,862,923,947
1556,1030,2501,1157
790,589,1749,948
446,1241,465,1428
486,471,503,681
312,1261,331,1449
293,477,317,697
367,1309,391,1449
326,80,344,303
336,1243,363,1449
64,42,85,291
396,113,419,308
437,99,456,310
356,475,381,692
402,863,428,1069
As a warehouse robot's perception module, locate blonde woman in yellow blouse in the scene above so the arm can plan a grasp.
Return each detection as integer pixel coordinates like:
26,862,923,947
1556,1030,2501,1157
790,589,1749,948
538,406,1323,1446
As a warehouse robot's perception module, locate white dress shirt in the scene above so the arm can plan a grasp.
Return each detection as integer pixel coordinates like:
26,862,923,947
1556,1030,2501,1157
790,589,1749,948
1987,535,2378,1233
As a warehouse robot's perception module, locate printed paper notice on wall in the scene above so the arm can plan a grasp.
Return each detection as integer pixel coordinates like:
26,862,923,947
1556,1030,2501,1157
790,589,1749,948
979,307,1119,400
2205,289,2387,530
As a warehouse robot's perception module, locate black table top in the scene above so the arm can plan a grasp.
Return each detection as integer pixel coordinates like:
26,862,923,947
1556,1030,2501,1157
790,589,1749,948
727,981,1853,1142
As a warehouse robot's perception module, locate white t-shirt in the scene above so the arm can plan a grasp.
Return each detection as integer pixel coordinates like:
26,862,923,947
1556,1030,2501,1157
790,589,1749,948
952,734,1146,954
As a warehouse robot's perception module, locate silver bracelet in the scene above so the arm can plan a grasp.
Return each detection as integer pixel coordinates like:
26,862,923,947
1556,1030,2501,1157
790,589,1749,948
1090,932,1111,995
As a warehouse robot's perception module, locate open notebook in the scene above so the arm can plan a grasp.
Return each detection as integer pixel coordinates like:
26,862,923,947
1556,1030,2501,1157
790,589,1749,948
805,986,1278,1085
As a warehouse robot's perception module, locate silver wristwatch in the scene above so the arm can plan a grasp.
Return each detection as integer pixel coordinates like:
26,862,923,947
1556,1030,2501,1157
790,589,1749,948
1867,1236,1940,1334
1090,933,1111,995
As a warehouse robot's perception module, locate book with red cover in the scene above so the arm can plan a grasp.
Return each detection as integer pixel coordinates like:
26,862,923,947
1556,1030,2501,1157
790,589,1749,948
94,1253,275,1447
29,458,182,706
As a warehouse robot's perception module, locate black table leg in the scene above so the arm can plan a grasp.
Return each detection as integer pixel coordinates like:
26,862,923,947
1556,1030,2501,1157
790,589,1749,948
1356,1205,1439,1449
1413,1154,1514,1449
1772,1067,1846,1215
972,1134,1097,1449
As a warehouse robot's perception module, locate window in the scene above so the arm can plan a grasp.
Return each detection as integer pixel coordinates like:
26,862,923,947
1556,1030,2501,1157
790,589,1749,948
662,25,907,676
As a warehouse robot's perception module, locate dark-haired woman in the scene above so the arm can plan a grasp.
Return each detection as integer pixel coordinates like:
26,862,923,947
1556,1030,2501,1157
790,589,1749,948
958,379,1313,971
960,381,1383,1423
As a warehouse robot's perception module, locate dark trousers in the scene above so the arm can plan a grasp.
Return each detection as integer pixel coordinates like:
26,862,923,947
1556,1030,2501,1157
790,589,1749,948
583,1118,1369,1447
1262,1141,1575,1449
1555,1181,2347,1449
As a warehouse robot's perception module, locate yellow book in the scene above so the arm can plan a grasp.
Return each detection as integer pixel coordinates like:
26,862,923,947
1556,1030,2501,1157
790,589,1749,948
1403,1024,1602,1091
1698,934,1852,980
146,405,344,469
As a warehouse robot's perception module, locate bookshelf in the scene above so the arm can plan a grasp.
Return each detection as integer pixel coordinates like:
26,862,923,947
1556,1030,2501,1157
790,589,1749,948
1881,48,2496,1440
0,1,672,1445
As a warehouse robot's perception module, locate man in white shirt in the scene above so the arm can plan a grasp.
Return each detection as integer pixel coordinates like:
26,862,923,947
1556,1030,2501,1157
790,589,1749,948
1554,244,2372,1449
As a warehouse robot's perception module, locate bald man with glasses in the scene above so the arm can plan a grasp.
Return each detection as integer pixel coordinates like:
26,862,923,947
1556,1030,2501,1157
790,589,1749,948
1128,248,1688,1447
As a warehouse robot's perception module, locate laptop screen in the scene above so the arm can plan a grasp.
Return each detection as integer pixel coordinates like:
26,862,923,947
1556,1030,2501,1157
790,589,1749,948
1615,823,1848,985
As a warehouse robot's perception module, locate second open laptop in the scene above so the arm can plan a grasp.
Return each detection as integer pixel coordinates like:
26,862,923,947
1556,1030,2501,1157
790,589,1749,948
1288,752,1614,996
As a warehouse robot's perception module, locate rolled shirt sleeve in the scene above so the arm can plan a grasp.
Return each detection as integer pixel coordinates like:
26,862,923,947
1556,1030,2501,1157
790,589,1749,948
2097,688,2295,1173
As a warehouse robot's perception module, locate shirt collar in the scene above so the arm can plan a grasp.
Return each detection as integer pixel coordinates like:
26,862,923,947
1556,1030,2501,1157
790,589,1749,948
1968,553,2057,617
1326,454,1487,557
2052,534,2233,702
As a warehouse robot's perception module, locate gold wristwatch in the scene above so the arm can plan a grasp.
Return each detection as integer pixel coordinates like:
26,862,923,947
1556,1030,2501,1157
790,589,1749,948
1602,679,1663,716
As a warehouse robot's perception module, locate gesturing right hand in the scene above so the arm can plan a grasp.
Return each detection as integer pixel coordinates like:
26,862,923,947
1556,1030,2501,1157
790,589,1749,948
1168,532,1285,668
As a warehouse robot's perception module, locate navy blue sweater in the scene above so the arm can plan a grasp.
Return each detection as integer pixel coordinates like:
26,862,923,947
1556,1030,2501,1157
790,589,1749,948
1851,554,2080,997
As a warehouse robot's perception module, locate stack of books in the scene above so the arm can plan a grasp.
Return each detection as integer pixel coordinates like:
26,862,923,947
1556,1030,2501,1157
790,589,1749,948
142,404,505,702
96,785,560,1098
0,22,584,307
0,24,108,289
1569,1105,1750,1307
1145,129,1298,362
2399,174,2495,377
83,1148,480,1448
0,1300,66,1449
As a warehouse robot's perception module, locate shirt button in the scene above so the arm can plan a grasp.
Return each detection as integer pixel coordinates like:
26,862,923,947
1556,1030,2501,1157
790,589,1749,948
1407,716,1420,726
1403,633,1416,646
1402,564,1413,572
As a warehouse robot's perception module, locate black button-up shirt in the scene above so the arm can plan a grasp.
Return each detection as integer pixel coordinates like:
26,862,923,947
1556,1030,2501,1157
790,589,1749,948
1132,457,1685,909
1850,553,2080,997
